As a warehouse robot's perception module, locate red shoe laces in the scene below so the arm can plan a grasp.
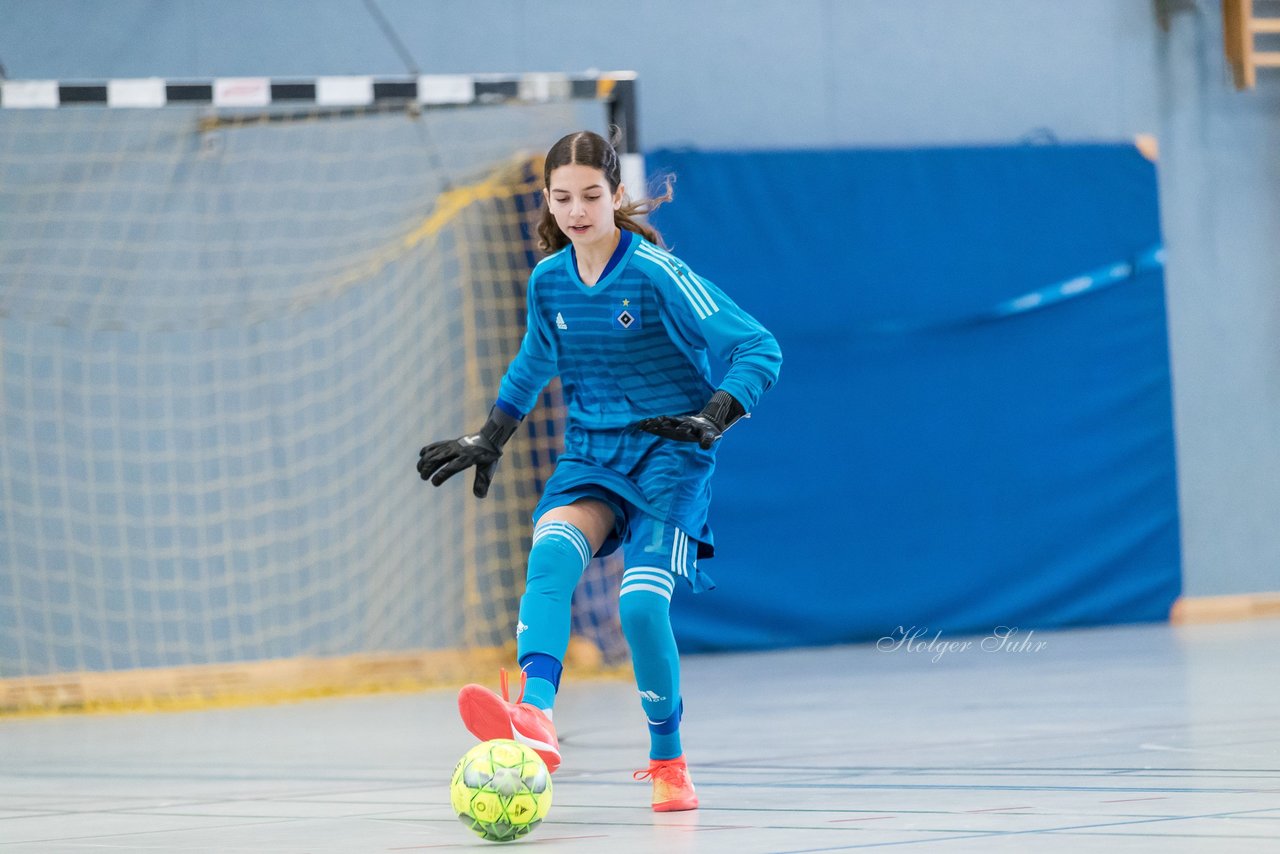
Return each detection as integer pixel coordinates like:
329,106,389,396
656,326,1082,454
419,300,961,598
498,667,527,705
633,759,688,784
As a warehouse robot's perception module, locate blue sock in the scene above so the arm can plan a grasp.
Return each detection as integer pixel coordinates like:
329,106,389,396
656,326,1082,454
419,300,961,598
519,653,562,711
515,520,592,711
648,700,684,761
619,566,683,760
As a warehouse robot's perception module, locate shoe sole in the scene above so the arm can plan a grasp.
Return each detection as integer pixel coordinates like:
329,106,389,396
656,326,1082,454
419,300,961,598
458,685,561,773
654,797,699,812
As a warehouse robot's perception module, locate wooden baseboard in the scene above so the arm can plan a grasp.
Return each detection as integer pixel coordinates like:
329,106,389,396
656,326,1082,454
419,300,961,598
1169,592,1280,624
0,637,618,716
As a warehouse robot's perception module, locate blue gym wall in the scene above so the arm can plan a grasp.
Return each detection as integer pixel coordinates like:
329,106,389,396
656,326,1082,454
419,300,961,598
651,145,1180,651
1,0,1276,608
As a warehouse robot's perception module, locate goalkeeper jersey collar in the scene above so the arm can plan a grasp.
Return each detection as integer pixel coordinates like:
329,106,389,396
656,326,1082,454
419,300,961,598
568,228,636,293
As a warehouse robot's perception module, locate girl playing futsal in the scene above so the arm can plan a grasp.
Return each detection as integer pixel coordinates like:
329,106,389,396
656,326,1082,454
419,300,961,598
417,130,781,811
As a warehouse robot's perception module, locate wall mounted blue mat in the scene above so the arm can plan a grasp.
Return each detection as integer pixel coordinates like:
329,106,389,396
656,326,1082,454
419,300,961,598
646,144,1181,653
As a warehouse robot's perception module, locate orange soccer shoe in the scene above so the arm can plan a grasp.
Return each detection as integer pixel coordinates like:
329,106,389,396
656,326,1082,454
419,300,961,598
634,755,699,812
458,669,561,773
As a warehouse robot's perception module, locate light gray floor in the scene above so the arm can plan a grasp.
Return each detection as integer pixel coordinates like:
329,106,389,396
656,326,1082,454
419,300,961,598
2,619,1279,853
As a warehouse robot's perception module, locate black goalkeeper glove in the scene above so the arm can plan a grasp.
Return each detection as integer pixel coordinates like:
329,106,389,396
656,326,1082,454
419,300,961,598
631,390,747,450
417,406,520,498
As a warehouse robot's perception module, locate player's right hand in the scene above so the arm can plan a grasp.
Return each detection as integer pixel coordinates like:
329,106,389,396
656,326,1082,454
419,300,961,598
417,433,502,498
417,406,521,499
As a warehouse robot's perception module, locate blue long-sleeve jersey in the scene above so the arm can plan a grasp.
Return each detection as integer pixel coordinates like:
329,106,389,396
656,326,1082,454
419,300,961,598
498,229,781,429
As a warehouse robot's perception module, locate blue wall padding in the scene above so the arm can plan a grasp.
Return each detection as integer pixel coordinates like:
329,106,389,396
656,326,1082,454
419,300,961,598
646,145,1182,653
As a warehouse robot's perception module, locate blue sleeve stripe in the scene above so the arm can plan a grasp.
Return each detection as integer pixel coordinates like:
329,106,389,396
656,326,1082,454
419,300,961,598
635,244,719,319
494,397,525,420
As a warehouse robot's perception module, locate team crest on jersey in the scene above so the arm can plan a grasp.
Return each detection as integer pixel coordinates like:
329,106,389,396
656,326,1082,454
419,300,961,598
612,298,641,330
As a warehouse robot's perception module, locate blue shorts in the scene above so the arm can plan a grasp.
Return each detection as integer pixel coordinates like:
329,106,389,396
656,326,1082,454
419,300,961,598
533,428,717,593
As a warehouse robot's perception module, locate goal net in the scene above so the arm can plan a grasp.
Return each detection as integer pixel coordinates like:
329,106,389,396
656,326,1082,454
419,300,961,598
0,76,634,711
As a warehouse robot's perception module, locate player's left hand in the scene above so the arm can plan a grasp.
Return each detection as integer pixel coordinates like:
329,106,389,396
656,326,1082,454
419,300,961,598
631,390,748,450
631,414,722,450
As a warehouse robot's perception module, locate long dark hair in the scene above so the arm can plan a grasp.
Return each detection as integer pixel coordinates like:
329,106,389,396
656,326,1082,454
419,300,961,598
536,130,673,254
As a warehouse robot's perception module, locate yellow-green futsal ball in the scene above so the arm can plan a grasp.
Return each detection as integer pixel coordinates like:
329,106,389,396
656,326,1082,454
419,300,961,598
450,739,552,842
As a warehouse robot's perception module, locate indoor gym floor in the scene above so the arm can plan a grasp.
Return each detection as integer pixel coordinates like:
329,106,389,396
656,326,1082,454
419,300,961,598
2,618,1277,853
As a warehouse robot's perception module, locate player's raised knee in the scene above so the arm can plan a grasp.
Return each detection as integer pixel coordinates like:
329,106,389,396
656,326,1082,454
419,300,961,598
619,572,674,637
